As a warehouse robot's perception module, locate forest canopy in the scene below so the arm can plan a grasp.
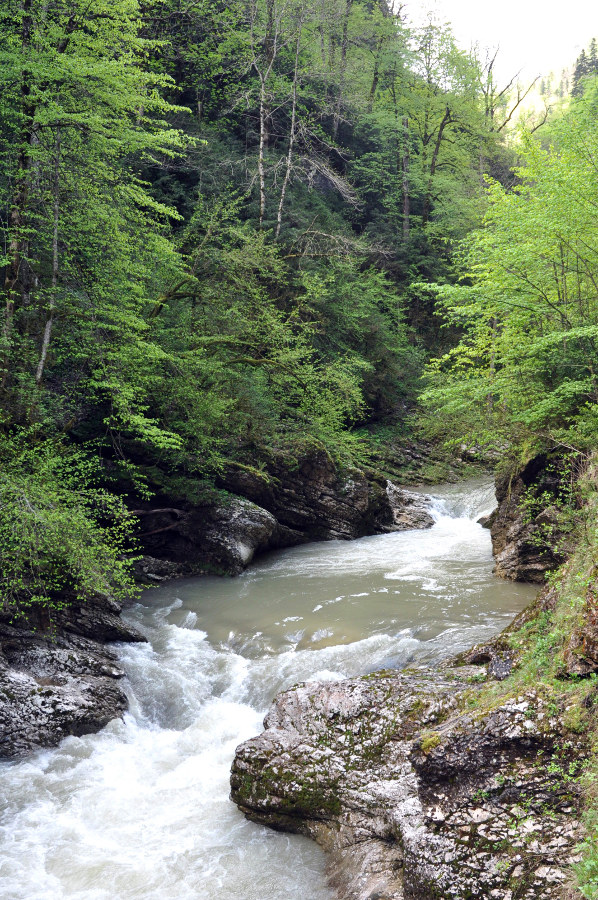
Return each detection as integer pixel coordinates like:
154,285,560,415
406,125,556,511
0,0,592,607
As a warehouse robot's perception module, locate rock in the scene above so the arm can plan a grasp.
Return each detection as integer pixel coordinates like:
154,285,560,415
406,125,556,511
461,642,516,681
0,591,145,758
136,451,434,577
133,555,187,583
137,495,307,577
50,591,146,644
0,619,130,758
563,594,598,676
220,451,434,542
384,482,434,532
490,453,573,583
231,669,585,900
193,498,298,575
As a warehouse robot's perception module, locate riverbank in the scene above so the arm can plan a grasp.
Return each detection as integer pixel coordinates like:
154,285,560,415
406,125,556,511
231,456,598,900
0,479,535,899
0,592,145,758
232,663,587,900
0,450,440,759
3,457,591,898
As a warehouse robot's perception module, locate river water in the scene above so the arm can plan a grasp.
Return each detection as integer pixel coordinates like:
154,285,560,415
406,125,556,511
0,479,537,900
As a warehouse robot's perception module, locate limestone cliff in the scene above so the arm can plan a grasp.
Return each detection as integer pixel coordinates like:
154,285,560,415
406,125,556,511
135,450,434,579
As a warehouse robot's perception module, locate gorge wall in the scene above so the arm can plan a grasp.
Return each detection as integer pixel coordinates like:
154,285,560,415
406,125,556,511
134,450,434,580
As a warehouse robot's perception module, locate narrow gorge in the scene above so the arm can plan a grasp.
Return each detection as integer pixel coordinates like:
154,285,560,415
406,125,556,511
0,474,547,899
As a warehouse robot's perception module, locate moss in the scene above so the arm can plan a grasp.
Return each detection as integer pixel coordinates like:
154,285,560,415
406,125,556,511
419,730,442,753
236,762,343,819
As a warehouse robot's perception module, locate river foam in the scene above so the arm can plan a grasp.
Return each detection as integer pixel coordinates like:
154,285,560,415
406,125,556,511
0,479,536,899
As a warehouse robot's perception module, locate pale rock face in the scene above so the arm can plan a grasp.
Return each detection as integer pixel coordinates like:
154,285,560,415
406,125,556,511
231,667,586,900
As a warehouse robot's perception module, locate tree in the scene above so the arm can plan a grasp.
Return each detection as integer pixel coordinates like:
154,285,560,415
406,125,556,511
0,0,186,443
571,41,598,97
423,83,598,453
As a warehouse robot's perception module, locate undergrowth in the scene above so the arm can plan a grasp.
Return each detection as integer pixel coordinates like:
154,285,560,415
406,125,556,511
466,461,598,898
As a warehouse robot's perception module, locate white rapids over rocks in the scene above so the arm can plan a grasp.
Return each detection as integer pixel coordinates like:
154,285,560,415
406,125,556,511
0,479,536,900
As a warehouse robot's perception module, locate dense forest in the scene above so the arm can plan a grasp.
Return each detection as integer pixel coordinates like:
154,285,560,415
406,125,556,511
5,2,598,895
1,1,597,641
0,0,507,607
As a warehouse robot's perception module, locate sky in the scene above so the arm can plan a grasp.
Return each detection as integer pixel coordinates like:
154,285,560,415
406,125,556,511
405,0,598,85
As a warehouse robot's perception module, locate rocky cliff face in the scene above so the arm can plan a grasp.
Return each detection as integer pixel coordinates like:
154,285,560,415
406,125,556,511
0,593,145,759
231,665,585,900
488,453,573,583
136,451,434,579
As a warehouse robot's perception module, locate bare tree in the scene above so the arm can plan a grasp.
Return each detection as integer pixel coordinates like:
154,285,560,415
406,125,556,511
249,0,279,228
421,105,452,226
36,127,61,386
332,0,353,139
276,15,304,238
401,116,410,241
480,48,542,133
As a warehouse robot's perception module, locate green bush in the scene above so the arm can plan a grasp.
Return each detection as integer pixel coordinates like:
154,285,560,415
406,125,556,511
0,433,138,614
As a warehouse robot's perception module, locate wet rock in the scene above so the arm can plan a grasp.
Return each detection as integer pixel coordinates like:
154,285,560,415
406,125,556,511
490,454,573,583
137,496,307,577
133,555,187,583
0,619,131,758
220,451,434,542
0,591,145,758
50,590,146,644
231,669,585,900
137,451,434,577
384,483,434,532
198,498,303,575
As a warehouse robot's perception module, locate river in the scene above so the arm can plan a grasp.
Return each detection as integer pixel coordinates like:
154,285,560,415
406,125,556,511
0,479,537,900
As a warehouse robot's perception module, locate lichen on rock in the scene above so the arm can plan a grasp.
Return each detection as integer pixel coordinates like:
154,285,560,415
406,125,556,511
231,668,586,900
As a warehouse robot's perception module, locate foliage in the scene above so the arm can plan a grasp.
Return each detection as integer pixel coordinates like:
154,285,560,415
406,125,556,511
0,432,139,612
0,0,522,613
572,38,598,98
422,84,598,456
145,201,421,470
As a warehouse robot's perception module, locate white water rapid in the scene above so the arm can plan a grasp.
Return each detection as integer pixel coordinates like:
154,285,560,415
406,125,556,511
0,479,537,900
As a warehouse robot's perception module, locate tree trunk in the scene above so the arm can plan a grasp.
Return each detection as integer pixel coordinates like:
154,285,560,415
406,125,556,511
368,38,384,111
421,105,451,227
253,0,277,229
276,23,303,239
402,117,410,242
333,0,353,139
2,0,34,388
258,74,268,228
36,127,60,386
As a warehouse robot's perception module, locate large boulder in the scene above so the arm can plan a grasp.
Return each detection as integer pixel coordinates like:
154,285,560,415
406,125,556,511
0,593,144,758
231,667,585,900
220,450,433,541
136,496,307,578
